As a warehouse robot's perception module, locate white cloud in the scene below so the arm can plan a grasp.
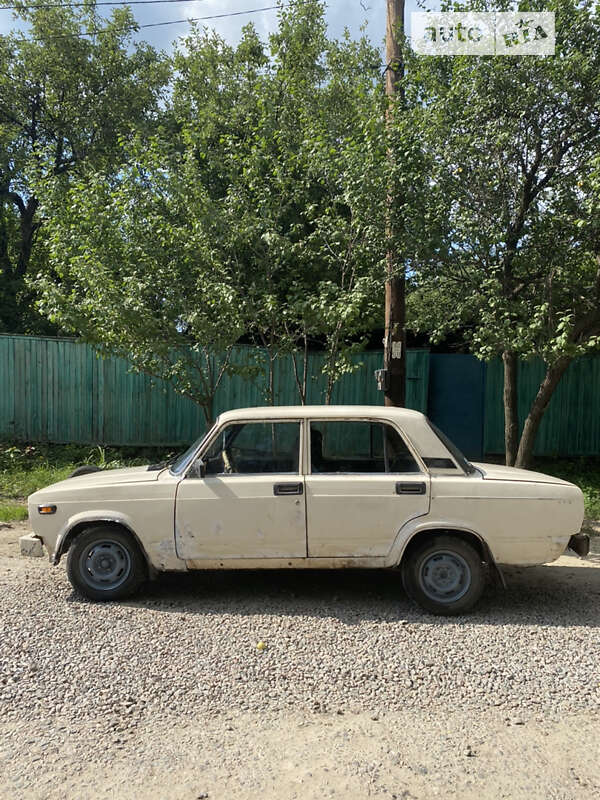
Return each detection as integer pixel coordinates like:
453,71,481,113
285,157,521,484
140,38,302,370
0,0,440,53
170,0,389,51
138,0,439,54
166,0,283,50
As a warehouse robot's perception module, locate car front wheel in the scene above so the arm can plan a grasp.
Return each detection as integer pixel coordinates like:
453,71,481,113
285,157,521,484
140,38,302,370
401,535,485,615
67,526,147,601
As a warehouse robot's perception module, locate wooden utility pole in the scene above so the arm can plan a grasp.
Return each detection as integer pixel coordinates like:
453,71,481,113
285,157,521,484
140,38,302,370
383,0,406,407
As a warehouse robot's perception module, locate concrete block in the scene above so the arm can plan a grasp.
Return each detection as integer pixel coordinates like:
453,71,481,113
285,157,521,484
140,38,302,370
20,534,45,558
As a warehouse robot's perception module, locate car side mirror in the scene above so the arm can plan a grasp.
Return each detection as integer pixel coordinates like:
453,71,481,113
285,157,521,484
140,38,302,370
189,459,206,479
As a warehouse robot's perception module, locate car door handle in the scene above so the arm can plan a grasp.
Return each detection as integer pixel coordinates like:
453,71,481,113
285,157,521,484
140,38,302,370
273,482,303,496
396,482,426,495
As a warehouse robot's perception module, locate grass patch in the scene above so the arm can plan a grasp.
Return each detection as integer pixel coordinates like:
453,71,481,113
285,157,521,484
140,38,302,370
0,442,175,523
0,501,28,522
533,459,600,520
1,464,76,499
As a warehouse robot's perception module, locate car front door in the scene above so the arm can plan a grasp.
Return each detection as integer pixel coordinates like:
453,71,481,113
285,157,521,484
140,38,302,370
175,419,306,560
305,419,430,557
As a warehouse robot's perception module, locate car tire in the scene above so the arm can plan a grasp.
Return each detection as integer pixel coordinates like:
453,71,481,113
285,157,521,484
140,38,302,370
401,535,485,616
67,526,147,601
69,465,102,478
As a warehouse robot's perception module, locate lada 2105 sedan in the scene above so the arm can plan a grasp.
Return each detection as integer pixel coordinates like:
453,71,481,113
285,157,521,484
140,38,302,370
25,406,589,615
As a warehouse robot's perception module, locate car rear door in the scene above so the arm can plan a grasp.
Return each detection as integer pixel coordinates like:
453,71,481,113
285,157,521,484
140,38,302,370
305,419,430,557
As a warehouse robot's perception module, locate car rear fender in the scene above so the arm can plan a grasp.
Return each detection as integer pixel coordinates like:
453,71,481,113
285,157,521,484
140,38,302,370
389,521,505,587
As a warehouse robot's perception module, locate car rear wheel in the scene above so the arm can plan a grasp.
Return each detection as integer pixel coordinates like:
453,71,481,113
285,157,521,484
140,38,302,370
67,526,146,601
401,535,485,615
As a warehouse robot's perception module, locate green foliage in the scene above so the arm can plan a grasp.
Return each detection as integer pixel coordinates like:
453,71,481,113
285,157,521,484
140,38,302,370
1,463,74,500
36,1,388,409
403,0,600,464
535,460,600,520
0,441,173,522
0,441,173,523
9,0,598,468
0,441,169,489
407,0,600,366
0,2,168,333
0,502,28,522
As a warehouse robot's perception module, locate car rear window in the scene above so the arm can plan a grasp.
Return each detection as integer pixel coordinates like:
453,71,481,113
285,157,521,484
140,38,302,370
426,422,475,474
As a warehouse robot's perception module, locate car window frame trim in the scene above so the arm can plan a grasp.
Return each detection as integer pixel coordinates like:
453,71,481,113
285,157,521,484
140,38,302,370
183,417,306,479
306,416,428,477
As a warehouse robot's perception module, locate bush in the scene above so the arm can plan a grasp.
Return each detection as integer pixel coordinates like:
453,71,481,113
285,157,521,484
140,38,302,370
0,442,175,522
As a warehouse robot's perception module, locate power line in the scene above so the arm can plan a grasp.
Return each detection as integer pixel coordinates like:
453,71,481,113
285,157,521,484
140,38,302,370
0,1,212,8
122,5,281,29
0,4,283,39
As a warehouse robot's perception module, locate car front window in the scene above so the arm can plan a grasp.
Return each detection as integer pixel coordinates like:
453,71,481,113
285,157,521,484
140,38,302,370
200,421,301,476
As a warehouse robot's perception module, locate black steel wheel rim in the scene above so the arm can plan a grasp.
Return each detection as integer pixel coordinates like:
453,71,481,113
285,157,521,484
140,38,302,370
418,550,471,603
79,539,132,591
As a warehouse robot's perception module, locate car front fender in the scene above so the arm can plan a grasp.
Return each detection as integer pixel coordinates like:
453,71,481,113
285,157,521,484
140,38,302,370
52,509,187,573
52,509,141,565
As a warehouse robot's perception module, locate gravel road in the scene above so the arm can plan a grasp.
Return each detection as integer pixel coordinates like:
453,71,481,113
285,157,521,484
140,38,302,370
1,521,599,799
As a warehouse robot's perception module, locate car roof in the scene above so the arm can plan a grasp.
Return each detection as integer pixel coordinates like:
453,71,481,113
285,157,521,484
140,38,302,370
216,405,426,424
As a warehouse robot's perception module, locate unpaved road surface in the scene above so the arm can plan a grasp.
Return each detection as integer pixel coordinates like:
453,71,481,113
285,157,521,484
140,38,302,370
1,521,599,799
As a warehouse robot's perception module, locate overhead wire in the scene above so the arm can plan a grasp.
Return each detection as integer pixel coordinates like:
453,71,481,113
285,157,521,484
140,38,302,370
0,1,387,71
1,1,214,8
0,3,285,40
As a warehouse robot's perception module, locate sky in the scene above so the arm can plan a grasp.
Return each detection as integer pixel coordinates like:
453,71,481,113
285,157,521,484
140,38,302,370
0,0,430,56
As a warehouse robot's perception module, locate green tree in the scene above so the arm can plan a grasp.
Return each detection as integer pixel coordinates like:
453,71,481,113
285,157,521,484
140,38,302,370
38,1,387,410
171,2,386,404
407,0,600,466
38,153,253,425
0,3,168,332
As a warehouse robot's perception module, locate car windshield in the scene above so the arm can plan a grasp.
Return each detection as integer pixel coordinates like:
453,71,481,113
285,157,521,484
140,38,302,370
427,421,476,475
169,428,213,475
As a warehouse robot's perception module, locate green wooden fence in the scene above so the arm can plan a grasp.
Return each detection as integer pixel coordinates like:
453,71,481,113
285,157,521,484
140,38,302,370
0,335,429,446
1,334,599,455
484,355,600,456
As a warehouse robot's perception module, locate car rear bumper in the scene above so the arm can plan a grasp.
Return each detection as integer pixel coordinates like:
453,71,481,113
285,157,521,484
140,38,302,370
568,533,590,558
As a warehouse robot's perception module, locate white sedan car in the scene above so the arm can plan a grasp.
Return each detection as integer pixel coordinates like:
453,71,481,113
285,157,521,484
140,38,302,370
25,406,588,615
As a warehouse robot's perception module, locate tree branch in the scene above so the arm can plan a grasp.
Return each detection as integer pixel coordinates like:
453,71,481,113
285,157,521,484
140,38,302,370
0,188,26,216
